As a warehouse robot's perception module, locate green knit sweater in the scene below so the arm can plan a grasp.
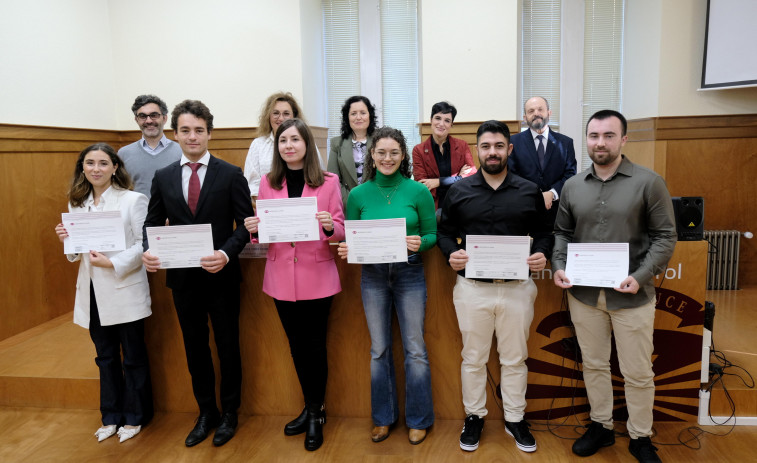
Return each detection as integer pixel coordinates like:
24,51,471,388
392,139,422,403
345,170,437,252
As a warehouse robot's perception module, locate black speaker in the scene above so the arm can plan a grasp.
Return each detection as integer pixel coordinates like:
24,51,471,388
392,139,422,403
672,196,704,241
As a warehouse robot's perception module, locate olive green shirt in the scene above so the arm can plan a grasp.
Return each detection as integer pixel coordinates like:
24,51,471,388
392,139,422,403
552,155,677,309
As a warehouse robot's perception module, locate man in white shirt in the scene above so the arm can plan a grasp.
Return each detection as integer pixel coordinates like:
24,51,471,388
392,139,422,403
141,100,253,448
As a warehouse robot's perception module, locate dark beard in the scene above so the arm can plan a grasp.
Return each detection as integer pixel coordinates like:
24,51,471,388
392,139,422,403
529,117,545,131
481,156,507,174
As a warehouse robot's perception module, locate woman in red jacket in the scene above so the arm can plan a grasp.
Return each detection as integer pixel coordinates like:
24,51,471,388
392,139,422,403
411,101,476,211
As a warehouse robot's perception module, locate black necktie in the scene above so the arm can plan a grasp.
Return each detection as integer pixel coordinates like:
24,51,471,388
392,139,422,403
536,135,545,169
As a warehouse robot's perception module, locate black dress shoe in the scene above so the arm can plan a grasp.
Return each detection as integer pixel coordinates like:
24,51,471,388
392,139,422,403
572,421,615,456
284,407,309,436
213,412,238,447
304,404,326,451
185,412,220,447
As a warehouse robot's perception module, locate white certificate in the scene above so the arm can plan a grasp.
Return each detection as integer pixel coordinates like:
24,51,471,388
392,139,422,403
239,242,269,259
256,197,320,243
146,224,214,269
565,242,629,288
62,211,126,254
345,218,407,264
465,235,531,280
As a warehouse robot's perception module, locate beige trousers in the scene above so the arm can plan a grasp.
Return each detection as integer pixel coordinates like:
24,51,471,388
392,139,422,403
453,276,536,422
568,290,656,438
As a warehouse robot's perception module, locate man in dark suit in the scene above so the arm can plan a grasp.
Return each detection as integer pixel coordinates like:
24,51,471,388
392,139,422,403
142,100,253,447
508,96,577,225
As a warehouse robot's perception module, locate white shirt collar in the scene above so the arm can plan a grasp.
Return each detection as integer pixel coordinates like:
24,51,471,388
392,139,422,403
181,151,211,167
530,125,550,140
84,185,115,208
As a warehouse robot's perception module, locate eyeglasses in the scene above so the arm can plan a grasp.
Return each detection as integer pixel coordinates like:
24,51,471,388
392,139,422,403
136,112,163,121
374,151,402,159
271,110,293,120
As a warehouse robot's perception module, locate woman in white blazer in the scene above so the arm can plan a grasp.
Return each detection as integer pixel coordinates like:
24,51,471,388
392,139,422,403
55,143,153,443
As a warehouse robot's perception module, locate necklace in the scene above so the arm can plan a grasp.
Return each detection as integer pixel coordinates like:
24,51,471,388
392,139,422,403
376,183,400,205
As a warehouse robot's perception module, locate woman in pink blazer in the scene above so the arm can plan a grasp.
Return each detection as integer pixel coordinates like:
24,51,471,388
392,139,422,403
244,118,344,452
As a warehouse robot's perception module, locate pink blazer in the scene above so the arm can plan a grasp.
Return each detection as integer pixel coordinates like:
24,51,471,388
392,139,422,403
258,173,345,301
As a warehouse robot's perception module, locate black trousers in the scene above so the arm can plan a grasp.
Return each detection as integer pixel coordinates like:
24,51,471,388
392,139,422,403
273,296,332,406
172,284,242,415
89,283,153,426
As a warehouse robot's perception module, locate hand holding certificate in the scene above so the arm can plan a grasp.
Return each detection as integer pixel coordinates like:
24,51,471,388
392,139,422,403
564,243,629,288
146,224,214,269
256,197,320,243
465,235,531,280
61,211,126,254
345,218,407,263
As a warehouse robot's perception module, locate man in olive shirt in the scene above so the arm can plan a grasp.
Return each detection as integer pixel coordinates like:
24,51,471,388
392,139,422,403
552,110,676,463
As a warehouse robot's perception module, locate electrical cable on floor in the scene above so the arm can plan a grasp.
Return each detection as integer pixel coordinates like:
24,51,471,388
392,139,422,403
528,290,597,441
485,272,755,452
651,328,755,450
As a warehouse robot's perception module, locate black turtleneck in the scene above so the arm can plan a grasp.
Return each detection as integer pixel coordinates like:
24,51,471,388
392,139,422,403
285,168,305,198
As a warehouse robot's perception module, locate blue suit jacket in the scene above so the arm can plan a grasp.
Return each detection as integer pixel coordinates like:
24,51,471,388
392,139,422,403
508,128,577,197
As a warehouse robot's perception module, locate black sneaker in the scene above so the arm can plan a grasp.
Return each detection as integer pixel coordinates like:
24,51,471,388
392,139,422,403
572,421,615,456
459,415,484,452
505,420,536,452
629,437,662,463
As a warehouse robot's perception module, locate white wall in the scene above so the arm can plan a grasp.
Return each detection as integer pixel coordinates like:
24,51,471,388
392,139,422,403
299,0,327,127
3,0,755,130
109,0,306,129
0,0,317,130
622,0,662,119
0,0,117,129
623,0,757,119
419,0,519,122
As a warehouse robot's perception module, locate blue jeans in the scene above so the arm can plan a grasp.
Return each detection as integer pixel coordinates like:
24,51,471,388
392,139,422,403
361,254,434,429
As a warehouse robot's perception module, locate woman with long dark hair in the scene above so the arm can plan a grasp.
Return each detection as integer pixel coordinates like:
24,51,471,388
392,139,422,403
244,119,344,451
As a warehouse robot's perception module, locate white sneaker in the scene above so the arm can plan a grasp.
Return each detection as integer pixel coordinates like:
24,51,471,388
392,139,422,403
95,425,117,442
117,425,141,443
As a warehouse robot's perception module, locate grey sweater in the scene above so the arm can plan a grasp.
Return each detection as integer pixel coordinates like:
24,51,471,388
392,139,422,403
118,140,182,197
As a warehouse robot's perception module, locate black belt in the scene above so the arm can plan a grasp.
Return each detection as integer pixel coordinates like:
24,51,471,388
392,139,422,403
468,278,516,284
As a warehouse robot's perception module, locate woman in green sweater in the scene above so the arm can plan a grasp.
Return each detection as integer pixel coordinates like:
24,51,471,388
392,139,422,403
337,127,436,445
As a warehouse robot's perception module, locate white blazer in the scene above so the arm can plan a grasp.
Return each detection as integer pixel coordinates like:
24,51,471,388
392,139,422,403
67,187,151,328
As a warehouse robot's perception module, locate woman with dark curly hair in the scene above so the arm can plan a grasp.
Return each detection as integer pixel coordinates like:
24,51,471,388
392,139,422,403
327,95,378,204
337,127,436,446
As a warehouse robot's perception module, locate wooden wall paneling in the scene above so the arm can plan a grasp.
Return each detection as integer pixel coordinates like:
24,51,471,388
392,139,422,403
664,138,757,286
622,140,659,173
626,115,757,286
0,124,123,342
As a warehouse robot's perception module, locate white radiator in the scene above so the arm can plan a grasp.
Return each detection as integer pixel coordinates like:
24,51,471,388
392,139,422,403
704,230,740,290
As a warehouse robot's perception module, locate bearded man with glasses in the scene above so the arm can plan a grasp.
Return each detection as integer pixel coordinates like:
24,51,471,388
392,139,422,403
118,94,182,197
